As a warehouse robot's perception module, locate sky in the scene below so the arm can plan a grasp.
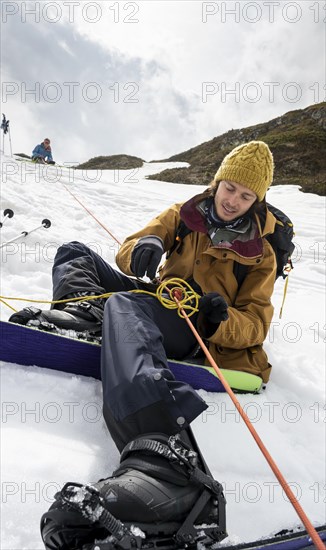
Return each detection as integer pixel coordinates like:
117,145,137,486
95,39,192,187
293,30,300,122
0,0,325,164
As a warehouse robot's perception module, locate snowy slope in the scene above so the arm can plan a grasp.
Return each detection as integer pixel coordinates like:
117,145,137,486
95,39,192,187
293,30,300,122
0,156,325,549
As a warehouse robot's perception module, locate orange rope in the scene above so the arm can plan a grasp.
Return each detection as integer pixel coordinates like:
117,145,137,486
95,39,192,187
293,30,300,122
172,291,324,549
62,184,122,245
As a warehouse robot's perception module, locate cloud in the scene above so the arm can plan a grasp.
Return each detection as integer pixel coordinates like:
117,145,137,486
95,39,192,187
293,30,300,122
1,1,324,163
1,10,200,162
57,39,76,57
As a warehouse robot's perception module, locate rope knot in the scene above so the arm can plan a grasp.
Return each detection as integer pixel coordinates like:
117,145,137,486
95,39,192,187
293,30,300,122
155,278,200,318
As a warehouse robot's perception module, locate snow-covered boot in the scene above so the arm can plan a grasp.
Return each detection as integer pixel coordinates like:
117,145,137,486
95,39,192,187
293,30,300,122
40,433,227,549
8,292,104,334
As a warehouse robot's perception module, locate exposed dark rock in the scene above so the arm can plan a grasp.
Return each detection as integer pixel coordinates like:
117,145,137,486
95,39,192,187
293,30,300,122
75,154,144,170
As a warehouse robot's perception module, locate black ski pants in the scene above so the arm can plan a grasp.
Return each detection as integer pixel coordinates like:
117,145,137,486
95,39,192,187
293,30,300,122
52,241,208,452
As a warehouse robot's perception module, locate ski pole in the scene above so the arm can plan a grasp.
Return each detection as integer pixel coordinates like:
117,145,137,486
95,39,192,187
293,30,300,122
8,127,13,157
1,113,10,155
0,208,14,229
0,218,51,249
171,289,325,550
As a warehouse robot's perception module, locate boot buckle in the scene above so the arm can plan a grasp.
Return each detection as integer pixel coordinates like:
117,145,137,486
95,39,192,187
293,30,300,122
76,301,91,311
168,435,198,468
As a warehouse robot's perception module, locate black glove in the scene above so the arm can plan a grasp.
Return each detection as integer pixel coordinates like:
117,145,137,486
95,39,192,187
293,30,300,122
131,236,164,279
198,293,229,324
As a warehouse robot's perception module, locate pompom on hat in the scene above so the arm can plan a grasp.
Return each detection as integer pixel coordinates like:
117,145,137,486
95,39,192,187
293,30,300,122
214,141,274,202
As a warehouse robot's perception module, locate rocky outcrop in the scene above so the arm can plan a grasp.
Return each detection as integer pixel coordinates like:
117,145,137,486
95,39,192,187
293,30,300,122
148,103,326,195
75,154,144,170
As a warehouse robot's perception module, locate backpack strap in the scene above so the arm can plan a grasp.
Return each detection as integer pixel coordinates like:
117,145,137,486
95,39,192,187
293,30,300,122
232,261,248,289
167,219,193,258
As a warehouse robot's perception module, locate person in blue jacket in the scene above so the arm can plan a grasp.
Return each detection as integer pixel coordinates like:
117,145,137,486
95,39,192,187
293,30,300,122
32,138,55,164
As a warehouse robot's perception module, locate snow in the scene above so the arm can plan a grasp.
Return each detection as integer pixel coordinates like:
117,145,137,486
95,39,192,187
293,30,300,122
0,155,325,548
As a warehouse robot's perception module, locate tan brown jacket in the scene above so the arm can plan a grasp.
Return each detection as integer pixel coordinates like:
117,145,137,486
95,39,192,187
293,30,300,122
116,194,277,382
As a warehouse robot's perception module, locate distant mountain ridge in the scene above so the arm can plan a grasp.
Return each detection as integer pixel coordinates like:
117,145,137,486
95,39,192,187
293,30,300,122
148,102,326,195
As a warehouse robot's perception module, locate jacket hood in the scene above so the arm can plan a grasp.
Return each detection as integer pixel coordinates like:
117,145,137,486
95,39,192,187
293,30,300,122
179,192,209,233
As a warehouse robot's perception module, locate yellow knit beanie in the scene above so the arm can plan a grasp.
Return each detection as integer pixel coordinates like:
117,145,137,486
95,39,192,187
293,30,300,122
214,141,274,202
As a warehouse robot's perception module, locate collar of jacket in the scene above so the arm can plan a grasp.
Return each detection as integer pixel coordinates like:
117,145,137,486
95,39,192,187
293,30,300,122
180,191,277,259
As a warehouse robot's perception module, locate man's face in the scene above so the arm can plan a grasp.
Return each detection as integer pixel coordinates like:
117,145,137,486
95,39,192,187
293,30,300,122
44,140,50,147
214,180,257,221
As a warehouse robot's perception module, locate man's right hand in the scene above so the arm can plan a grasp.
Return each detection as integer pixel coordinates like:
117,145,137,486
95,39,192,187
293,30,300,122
131,236,164,279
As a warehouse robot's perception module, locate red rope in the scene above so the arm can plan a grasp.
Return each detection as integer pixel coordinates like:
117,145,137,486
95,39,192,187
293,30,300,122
62,184,122,245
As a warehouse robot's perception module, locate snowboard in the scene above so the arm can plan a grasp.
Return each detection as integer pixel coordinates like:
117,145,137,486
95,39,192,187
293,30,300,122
0,320,263,393
224,524,326,550
44,523,326,550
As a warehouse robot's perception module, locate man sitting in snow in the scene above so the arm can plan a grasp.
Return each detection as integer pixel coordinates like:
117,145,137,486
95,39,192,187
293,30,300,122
32,138,55,164
11,141,276,549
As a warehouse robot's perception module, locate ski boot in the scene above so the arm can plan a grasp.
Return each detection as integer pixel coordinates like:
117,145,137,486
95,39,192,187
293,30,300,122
8,292,104,335
40,432,227,549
